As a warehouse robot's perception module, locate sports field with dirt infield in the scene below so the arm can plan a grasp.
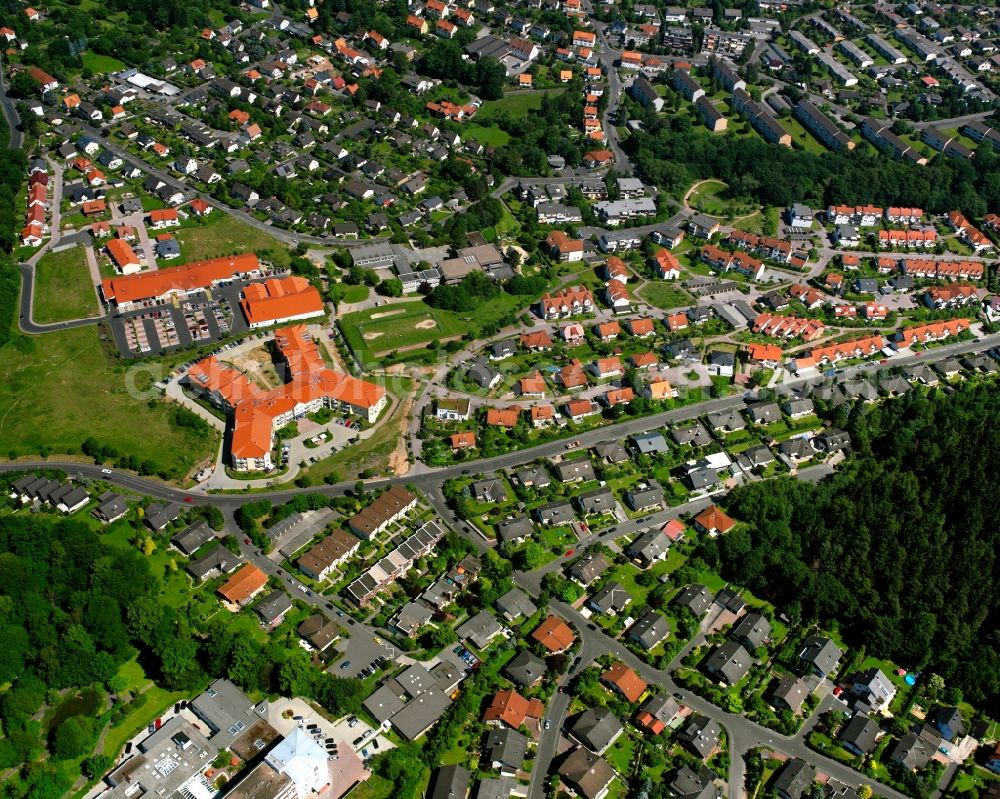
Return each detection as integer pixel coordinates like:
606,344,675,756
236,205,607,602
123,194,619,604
339,301,465,358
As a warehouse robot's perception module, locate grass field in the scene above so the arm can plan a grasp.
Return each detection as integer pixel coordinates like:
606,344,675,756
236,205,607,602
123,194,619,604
477,90,563,120
82,52,127,73
174,214,291,266
341,283,369,304
340,301,466,357
637,281,693,311
687,179,759,220
483,203,521,241
347,776,396,799
687,180,731,214
783,116,835,155
33,246,100,323
462,124,511,146
0,325,218,478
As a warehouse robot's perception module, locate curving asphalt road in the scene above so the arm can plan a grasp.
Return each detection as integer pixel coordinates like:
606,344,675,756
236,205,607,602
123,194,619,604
0,66,24,150
543,595,913,799
4,332,993,799
4,326,999,502
18,263,107,333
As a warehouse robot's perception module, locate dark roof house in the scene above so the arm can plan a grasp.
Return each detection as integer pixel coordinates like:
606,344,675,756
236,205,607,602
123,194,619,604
704,641,754,684
678,714,721,760
568,706,624,754
798,635,842,677
773,759,815,799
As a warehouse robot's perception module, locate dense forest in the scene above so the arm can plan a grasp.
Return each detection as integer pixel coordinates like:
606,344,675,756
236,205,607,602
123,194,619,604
628,116,1000,216
0,509,365,799
706,383,1000,706
0,513,157,796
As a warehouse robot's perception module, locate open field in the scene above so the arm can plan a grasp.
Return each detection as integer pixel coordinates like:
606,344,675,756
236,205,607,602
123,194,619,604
32,245,100,323
347,776,395,799
687,179,728,212
637,281,693,311
82,52,127,73
477,90,563,119
782,115,837,155
174,213,291,266
340,302,468,358
0,325,217,478
462,124,512,146
340,292,530,362
483,203,521,242
686,178,760,220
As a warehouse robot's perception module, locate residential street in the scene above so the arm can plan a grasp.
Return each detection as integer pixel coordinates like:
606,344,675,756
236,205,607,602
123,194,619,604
5,317,1000,501
4,0,1000,796
0,65,24,149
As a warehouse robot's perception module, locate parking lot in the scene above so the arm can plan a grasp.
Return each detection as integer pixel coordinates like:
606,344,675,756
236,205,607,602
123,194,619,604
332,632,401,682
267,696,393,759
280,417,359,471
109,282,252,358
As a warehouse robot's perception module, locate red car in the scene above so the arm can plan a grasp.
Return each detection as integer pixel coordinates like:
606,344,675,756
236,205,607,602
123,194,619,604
565,549,575,557
184,496,194,503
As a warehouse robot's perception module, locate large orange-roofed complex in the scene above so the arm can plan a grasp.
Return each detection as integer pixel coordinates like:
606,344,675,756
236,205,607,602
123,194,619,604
239,275,325,328
185,325,386,472
101,254,264,311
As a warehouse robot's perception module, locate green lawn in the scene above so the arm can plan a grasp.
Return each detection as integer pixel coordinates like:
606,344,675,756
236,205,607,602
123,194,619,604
340,292,525,362
484,202,521,242
637,281,693,311
348,775,396,799
477,90,563,119
605,731,638,776
101,683,186,763
0,325,218,479
859,654,909,689
785,117,844,155
33,245,100,323
174,214,291,266
606,558,678,608
694,568,729,592
686,180,730,215
341,283,370,304
494,204,520,236
82,52,127,73
462,124,512,146
116,658,148,693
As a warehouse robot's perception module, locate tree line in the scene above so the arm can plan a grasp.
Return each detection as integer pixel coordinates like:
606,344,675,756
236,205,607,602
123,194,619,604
628,112,1000,216
705,382,1000,707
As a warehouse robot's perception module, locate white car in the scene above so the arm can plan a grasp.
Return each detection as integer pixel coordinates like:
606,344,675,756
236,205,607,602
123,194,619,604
101,468,113,475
